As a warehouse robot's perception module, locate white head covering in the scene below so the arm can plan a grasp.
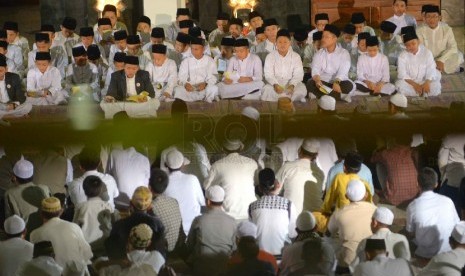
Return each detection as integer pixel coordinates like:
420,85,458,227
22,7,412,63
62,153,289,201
346,179,366,202
13,156,34,179
373,207,394,225
166,149,184,169
237,221,258,238
4,215,25,235
318,95,336,111
451,221,465,244
223,139,244,151
302,138,320,153
242,106,260,121
206,186,225,202
390,94,408,108
296,211,316,231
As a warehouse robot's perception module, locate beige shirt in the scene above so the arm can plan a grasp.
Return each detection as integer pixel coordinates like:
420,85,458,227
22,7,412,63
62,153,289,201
328,201,377,267
4,182,51,221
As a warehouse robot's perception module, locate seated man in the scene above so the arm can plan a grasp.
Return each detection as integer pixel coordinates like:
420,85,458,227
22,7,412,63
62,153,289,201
219,38,264,100
379,21,403,71
261,29,306,102
351,12,376,37
355,36,395,96
75,27,106,59
306,25,354,102
395,32,441,97
254,27,266,45
142,27,174,52
0,54,31,118
213,37,235,78
165,8,191,42
339,24,356,52
136,16,152,45
168,32,191,68
307,13,329,45
3,21,29,64
145,44,178,101
53,17,79,61
26,52,67,105
174,37,219,103
108,30,128,68
350,32,370,79
102,52,125,97
208,12,229,48
228,18,248,41
416,5,464,74
387,0,417,35
0,30,24,76
28,33,68,78
126,35,151,71
0,41,19,75
87,44,109,97
95,18,113,54
252,18,279,64
65,46,99,100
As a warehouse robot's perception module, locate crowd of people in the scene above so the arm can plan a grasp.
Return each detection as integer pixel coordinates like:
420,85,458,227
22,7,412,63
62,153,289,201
0,1,463,119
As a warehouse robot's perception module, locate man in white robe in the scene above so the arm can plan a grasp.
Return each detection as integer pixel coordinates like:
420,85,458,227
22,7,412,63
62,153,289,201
261,29,306,102
53,17,80,62
219,38,264,100
387,0,417,36
145,44,178,101
251,18,279,64
0,29,24,76
395,32,441,97
108,30,128,69
28,33,68,78
174,37,219,103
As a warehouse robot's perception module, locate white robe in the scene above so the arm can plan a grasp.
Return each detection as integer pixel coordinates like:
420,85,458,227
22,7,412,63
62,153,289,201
261,49,307,102
145,58,178,100
355,52,395,95
26,66,68,105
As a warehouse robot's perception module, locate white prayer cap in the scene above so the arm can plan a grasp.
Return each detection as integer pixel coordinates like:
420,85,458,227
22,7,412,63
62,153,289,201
166,149,184,169
302,138,320,153
237,221,258,238
451,221,465,244
318,95,336,111
206,185,225,202
296,211,316,232
373,207,394,225
13,156,34,179
4,215,25,235
346,179,366,202
242,106,260,121
390,94,408,108
223,139,244,152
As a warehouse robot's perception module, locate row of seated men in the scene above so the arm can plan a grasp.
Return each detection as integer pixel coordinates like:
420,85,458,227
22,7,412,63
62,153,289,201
0,2,463,118
1,128,465,275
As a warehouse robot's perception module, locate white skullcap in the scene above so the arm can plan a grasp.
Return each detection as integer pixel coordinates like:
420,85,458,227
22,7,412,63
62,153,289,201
373,207,394,225
346,179,366,202
390,94,408,108
223,139,244,151
13,156,34,179
302,138,320,153
296,211,316,231
242,106,260,121
318,95,336,111
4,215,25,235
451,221,465,244
166,149,184,169
206,185,225,202
237,221,258,238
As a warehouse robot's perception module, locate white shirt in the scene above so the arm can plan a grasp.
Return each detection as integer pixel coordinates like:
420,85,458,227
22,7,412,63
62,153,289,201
145,58,178,93
163,171,206,235
6,44,23,70
353,254,413,276
264,49,304,87
406,191,460,258
312,45,351,82
67,170,119,209
26,66,63,96
17,256,63,276
438,134,465,187
249,195,298,255
30,217,93,268
0,79,9,103
419,247,465,276
178,55,218,86
126,75,137,96
387,14,417,36
397,45,438,83
276,158,318,215
73,197,113,243
108,147,150,200
417,23,461,63
0,238,33,276
142,41,175,52
357,52,390,83
204,153,258,220
225,53,263,81
127,250,165,274
108,44,128,67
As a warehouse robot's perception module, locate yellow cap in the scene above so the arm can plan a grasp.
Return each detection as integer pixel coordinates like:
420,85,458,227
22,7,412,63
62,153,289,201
41,197,62,213
131,186,152,210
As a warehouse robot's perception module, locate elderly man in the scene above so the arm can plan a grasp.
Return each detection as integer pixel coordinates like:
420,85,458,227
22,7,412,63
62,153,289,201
406,167,460,260
276,139,321,214
219,38,264,100
30,197,93,269
163,149,205,236
249,168,297,256
307,25,355,102
204,139,258,220
419,221,465,275
328,180,377,272
261,29,307,102
396,31,441,97
416,5,464,74
145,44,178,101
186,186,236,276
353,239,413,276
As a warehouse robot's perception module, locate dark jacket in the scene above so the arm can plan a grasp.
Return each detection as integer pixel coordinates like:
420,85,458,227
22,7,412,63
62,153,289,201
107,69,155,101
4,72,25,103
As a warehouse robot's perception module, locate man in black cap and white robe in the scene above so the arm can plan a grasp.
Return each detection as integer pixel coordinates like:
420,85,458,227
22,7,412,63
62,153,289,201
145,44,178,101
65,46,100,100
252,18,280,64
213,37,235,78
126,35,151,70
28,33,68,78
174,37,219,103
0,54,31,118
3,21,29,65
0,30,23,76
208,12,230,48
218,38,263,100
166,8,191,42
169,33,192,69
53,17,80,62
378,21,403,71
74,27,107,61
26,52,67,105
142,27,174,53
108,30,128,68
